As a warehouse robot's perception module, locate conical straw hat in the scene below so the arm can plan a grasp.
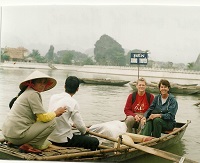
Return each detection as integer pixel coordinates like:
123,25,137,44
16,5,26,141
19,70,57,91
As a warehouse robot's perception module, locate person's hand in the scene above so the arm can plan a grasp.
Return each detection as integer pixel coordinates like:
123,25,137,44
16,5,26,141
141,117,146,126
54,107,67,117
135,114,142,122
148,114,161,120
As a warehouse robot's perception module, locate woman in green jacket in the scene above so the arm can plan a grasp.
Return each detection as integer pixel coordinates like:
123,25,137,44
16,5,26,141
141,79,178,138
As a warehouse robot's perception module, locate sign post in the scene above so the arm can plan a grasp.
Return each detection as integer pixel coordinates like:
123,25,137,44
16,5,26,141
130,52,148,79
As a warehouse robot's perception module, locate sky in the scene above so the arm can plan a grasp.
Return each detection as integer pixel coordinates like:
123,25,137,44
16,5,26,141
1,0,200,64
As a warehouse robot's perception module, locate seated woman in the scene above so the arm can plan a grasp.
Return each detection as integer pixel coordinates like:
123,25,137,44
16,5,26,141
2,70,66,154
140,79,178,138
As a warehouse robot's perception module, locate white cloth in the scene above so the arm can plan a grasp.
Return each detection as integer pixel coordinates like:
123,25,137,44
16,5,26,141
89,120,127,138
48,92,86,143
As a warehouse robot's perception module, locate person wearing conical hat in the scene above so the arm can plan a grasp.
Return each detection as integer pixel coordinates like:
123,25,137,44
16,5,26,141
2,70,66,154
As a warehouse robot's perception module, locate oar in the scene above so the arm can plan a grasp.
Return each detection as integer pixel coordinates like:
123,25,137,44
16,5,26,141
88,130,197,163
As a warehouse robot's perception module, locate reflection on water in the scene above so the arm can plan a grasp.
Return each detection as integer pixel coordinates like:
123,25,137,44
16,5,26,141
0,68,200,162
76,84,129,125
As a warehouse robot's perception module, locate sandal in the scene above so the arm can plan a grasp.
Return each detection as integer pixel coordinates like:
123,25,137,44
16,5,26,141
19,144,42,154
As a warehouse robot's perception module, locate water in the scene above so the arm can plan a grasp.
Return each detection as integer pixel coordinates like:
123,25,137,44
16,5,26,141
0,68,200,162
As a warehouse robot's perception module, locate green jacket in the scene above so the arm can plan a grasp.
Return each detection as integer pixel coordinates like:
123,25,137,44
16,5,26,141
144,93,178,124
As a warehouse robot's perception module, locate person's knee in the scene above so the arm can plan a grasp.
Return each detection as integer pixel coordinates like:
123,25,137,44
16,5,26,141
48,119,56,131
90,137,99,151
92,137,99,146
153,118,162,126
125,116,135,124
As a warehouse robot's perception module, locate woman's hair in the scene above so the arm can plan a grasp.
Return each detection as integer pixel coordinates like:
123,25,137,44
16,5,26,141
9,86,28,109
65,76,80,94
158,79,171,88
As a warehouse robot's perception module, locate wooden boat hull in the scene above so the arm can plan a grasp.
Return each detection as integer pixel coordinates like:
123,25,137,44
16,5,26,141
81,78,130,86
0,121,191,162
129,82,200,95
89,121,189,162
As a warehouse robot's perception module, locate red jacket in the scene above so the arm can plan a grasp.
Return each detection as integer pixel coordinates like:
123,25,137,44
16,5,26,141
124,92,154,117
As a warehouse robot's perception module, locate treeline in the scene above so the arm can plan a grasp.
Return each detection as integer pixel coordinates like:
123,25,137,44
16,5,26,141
28,34,151,67
3,34,200,70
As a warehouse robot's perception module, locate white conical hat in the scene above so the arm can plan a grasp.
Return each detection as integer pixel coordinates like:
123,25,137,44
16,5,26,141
19,70,57,91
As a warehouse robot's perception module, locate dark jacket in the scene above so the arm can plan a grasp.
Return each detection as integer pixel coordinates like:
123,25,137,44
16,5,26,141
144,93,178,124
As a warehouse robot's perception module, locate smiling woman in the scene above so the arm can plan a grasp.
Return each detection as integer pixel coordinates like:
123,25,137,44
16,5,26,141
1,70,66,154
31,78,51,92
141,79,178,138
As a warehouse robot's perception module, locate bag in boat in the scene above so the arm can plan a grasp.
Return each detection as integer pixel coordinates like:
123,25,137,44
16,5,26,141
89,120,127,140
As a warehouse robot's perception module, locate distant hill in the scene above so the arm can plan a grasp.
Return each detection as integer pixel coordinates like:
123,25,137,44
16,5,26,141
84,48,94,57
195,54,200,65
85,48,130,57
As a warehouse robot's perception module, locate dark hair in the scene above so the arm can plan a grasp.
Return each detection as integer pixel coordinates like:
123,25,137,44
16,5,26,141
9,86,28,109
65,76,80,94
158,79,171,88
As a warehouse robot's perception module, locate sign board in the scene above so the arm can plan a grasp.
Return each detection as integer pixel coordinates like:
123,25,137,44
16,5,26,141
130,52,148,65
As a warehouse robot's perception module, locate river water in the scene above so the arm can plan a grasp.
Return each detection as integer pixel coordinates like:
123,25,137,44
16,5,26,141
0,68,200,162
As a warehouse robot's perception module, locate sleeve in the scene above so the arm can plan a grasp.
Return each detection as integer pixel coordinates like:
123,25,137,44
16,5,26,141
124,94,136,117
71,103,87,134
28,91,46,114
161,98,178,120
36,112,56,122
144,95,158,118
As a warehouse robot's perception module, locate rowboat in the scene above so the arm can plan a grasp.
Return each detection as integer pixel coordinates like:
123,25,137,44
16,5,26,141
129,82,200,95
80,78,130,86
0,120,195,162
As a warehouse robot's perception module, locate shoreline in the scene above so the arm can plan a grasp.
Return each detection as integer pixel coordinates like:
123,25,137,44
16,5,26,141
1,62,200,85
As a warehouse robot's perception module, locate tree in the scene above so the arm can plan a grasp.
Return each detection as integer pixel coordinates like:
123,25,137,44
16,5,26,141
45,45,54,63
193,53,200,70
56,50,73,64
94,34,125,66
187,62,194,70
167,62,173,69
56,50,93,65
1,54,10,61
28,50,45,63
82,57,95,65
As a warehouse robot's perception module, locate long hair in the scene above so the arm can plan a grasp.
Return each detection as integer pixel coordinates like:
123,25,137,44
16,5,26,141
9,86,28,109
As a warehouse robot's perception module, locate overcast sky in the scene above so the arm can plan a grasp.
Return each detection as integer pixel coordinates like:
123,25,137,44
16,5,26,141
1,0,200,64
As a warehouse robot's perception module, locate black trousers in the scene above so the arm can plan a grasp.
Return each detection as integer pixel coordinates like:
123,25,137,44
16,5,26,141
50,134,99,151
